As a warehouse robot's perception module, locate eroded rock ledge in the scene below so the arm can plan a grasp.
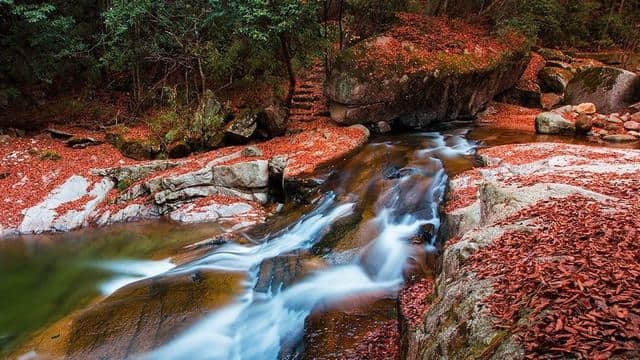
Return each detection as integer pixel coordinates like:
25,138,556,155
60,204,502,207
326,13,530,129
0,124,369,237
407,143,640,359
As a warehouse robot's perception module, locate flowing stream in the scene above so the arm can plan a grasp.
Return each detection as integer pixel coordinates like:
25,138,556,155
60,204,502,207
146,130,478,359
6,127,600,359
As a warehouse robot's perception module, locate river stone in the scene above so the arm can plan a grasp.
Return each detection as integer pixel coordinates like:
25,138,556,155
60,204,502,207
575,114,593,134
565,66,640,114
535,112,575,134
161,167,214,191
574,102,596,114
242,146,262,157
537,47,571,62
325,35,529,126
91,161,179,184
624,120,640,131
213,160,269,188
538,67,573,93
602,134,638,143
167,141,192,159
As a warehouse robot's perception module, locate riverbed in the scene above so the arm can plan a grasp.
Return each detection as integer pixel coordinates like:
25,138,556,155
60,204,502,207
2,127,637,359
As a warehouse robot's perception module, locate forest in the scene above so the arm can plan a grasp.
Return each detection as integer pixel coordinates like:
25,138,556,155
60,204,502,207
1,1,640,360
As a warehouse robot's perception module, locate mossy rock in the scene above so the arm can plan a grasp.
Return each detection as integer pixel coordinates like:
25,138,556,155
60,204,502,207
565,66,640,114
106,132,159,160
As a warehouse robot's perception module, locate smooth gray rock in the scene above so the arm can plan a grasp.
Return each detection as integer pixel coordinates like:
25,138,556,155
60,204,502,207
213,160,269,188
535,112,575,134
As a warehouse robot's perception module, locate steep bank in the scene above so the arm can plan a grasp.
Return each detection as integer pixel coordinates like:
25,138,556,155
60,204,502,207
406,142,640,359
326,13,529,128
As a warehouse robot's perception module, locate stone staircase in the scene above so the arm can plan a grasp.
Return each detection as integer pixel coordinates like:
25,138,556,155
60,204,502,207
289,63,332,123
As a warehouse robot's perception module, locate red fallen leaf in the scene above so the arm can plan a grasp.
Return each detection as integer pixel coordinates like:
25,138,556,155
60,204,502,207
555,317,564,332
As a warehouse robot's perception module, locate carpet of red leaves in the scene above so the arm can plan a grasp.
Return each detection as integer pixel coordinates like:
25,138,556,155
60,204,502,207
0,134,135,228
476,102,541,132
399,276,435,327
352,13,526,78
517,52,545,92
467,195,640,359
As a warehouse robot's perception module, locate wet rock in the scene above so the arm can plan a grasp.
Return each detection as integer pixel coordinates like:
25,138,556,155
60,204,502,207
624,120,640,131
224,109,258,143
602,134,638,143
565,66,640,114
538,67,573,93
540,93,563,110
575,114,593,134
574,102,596,114
242,146,262,157
535,112,575,134
64,270,244,360
167,141,191,159
376,121,392,134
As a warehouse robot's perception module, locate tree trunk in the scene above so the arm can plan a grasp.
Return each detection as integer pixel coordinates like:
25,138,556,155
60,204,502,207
279,35,296,107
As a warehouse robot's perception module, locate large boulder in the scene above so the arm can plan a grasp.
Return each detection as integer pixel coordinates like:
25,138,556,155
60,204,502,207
258,100,289,138
325,16,529,127
565,66,640,114
538,67,573,93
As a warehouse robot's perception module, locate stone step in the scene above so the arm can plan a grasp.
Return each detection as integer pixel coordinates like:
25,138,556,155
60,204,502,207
293,95,322,102
290,103,313,110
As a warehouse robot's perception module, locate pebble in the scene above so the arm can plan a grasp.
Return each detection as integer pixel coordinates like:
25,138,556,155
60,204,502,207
606,116,623,124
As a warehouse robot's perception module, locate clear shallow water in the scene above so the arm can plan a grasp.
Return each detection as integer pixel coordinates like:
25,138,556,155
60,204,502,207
4,129,480,359
0,221,230,356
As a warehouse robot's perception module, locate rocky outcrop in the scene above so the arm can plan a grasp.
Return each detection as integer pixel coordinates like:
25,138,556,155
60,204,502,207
565,66,640,114
325,15,529,128
407,143,640,359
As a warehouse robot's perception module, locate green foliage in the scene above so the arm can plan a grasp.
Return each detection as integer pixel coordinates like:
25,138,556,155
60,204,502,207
488,0,640,49
346,0,408,38
0,0,86,85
